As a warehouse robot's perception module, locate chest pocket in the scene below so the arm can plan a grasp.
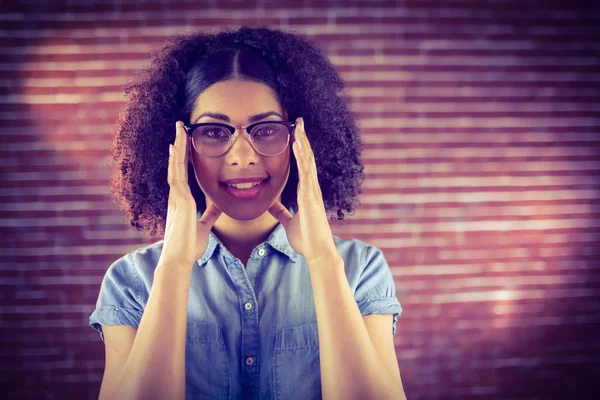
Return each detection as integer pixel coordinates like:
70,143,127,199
185,321,231,400
273,323,322,400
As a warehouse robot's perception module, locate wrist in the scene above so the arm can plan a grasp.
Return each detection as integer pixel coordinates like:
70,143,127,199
306,250,343,269
155,260,195,277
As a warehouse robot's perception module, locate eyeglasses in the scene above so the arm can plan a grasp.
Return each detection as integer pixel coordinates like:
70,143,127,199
183,121,296,158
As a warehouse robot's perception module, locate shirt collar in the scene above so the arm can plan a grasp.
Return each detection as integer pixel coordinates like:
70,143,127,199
195,207,299,267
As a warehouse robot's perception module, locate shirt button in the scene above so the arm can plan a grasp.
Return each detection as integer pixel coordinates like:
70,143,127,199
246,357,254,366
258,248,266,256
244,302,253,311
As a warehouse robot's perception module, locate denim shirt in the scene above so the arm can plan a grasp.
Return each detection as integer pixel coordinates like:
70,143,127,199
89,210,403,400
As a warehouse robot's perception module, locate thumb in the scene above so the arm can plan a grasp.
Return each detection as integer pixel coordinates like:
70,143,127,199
267,202,293,229
198,204,222,230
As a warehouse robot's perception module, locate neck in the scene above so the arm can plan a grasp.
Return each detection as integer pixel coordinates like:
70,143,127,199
211,210,279,254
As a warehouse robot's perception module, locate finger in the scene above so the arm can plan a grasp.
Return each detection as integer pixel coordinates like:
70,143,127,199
183,123,190,183
292,138,305,193
181,121,188,165
172,122,180,184
294,117,310,177
174,121,187,184
198,203,222,229
167,122,179,190
298,117,318,180
167,142,175,187
294,118,321,201
297,117,310,152
267,201,293,228
293,118,312,192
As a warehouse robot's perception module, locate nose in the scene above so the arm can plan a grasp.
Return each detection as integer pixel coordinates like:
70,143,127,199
225,127,260,165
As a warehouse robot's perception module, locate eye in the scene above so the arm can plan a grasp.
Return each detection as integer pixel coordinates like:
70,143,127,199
252,123,283,137
196,125,229,139
255,126,274,136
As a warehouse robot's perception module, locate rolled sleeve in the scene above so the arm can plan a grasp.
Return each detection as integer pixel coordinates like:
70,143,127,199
354,245,403,336
88,252,144,342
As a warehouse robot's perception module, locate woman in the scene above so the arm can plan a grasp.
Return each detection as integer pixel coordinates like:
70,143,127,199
89,25,406,400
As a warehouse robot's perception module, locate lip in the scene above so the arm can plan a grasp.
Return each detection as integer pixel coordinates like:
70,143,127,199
222,177,268,184
221,178,268,200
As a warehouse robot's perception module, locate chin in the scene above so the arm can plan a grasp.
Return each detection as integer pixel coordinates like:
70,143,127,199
221,204,266,221
211,195,278,222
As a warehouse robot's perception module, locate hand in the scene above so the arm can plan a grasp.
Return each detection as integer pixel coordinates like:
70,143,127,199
158,121,222,270
267,117,337,263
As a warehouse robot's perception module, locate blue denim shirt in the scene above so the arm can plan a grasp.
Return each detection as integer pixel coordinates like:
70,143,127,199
89,210,403,400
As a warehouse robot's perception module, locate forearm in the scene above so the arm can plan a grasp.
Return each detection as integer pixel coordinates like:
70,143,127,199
101,264,192,400
308,254,406,400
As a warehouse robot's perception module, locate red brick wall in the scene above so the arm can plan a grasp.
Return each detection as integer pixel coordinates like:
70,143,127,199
1,1,599,399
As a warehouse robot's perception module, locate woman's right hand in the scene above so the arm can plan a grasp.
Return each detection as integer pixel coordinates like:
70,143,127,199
158,121,222,271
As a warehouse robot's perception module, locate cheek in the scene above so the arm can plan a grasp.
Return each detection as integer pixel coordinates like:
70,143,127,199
191,156,218,188
270,151,291,178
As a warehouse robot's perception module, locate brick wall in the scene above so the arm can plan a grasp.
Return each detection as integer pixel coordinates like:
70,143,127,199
1,1,599,399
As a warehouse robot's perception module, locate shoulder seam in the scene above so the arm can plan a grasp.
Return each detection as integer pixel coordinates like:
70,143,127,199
126,252,144,308
360,241,369,276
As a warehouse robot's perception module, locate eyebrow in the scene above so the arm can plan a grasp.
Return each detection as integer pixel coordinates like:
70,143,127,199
194,111,284,124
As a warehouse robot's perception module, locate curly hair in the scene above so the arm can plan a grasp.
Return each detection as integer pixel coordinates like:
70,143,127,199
110,25,366,238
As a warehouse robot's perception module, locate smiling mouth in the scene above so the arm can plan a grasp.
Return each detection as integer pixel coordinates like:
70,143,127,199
223,180,267,189
220,178,269,200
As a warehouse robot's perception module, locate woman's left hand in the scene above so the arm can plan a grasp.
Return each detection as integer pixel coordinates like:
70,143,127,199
267,116,338,264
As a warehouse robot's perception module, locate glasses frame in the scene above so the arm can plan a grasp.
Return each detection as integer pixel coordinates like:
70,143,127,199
183,120,297,158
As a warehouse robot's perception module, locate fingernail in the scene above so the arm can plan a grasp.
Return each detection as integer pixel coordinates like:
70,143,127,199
169,144,173,155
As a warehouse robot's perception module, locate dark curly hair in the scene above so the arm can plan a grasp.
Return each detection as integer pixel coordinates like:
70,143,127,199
110,25,366,238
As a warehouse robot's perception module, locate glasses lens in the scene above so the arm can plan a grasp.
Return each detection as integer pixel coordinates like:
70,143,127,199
192,125,231,157
250,122,289,156
192,122,290,157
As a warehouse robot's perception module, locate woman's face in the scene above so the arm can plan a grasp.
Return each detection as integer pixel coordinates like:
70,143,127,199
189,79,292,221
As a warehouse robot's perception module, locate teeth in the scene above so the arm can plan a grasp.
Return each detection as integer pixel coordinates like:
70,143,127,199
227,181,263,189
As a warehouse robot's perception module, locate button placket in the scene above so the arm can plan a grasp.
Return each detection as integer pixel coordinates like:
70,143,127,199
223,251,259,394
